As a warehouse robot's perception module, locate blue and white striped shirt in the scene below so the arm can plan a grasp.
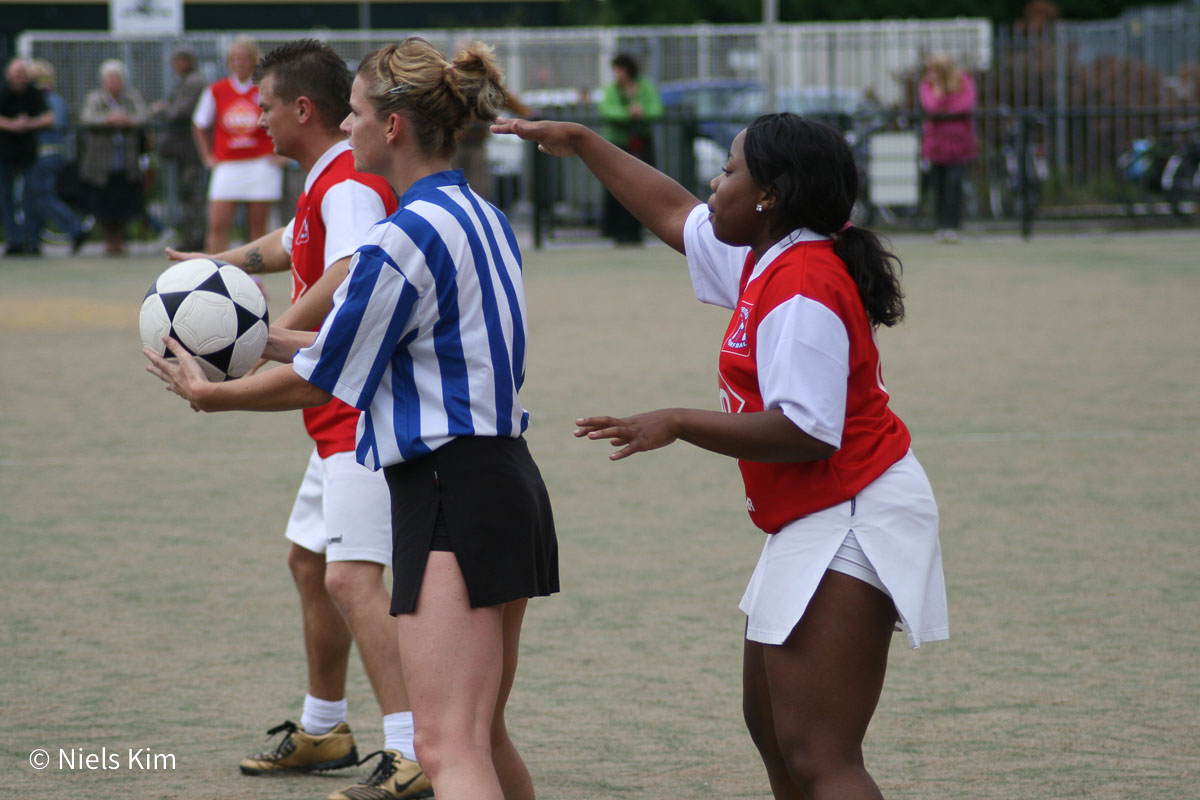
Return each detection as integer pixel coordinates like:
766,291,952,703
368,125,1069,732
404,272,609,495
292,170,529,470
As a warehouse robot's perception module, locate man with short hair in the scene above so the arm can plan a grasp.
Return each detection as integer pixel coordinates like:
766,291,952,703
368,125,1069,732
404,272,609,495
168,39,428,800
0,58,54,255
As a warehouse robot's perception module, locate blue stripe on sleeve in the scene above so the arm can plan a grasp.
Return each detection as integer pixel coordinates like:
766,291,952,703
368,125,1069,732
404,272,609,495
355,411,378,470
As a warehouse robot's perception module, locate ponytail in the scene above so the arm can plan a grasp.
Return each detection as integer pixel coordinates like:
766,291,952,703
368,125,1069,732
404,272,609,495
358,38,514,158
744,113,905,327
833,226,905,327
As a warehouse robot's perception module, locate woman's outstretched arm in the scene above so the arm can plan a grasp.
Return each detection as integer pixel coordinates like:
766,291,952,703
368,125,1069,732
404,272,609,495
492,117,700,254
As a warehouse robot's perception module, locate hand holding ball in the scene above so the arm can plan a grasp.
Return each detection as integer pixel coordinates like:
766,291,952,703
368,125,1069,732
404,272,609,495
139,259,269,381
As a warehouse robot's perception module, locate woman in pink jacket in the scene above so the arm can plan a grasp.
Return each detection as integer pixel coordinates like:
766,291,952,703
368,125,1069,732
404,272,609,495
919,54,977,242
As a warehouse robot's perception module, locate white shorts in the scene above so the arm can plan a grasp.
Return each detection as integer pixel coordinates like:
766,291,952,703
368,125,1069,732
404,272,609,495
739,450,949,649
284,449,392,565
208,156,283,202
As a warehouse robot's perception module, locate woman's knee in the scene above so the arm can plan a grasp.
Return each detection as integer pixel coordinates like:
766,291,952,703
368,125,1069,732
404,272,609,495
412,723,490,780
774,726,864,788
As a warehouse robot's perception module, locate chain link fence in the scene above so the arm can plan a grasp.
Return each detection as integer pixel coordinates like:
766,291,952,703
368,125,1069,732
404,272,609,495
14,8,1200,242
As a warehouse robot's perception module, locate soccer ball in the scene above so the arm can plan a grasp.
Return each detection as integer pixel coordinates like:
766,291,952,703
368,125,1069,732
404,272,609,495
140,259,270,382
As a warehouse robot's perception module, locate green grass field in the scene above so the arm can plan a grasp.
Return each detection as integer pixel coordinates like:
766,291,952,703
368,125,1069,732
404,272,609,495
2,230,1198,799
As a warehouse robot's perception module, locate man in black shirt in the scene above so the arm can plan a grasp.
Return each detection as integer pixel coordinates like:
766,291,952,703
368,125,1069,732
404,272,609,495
0,58,53,255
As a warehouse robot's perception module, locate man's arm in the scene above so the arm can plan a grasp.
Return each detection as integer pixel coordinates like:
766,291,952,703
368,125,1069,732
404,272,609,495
166,227,291,274
192,124,215,169
271,255,351,332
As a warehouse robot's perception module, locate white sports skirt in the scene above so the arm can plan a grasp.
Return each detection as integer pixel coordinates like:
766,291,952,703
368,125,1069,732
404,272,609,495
208,156,283,201
739,450,949,648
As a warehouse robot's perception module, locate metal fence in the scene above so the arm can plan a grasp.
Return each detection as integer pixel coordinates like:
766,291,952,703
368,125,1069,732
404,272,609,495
15,8,1200,241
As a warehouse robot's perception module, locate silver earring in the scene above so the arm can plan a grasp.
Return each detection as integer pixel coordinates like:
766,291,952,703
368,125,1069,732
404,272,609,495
756,204,763,212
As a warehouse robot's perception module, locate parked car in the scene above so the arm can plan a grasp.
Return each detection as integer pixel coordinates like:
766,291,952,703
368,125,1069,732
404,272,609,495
706,85,885,150
659,78,760,142
662,81,886,189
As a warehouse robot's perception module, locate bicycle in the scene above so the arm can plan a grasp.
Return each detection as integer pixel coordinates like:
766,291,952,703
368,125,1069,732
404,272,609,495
987,110,1049,222
1115,120,1200,218
1160,120,1200,217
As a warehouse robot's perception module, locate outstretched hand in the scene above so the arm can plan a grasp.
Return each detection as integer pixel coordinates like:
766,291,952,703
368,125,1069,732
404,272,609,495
144,337,209,411
491,117,584,159
574,410,679,461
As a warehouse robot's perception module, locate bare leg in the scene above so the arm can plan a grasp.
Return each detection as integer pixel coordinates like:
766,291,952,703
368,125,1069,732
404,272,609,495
246,200,273,242
287,543,351,702
491,599,534,800
205,200,236,254
324,560,411,714
743,571,896,800
395,551,517,800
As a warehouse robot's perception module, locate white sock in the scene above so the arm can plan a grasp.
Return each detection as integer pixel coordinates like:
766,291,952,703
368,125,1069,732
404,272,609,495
300,694,348,735
382,712,416,761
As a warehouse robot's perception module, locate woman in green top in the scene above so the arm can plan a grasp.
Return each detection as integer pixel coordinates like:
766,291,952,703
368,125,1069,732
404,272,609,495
598,53,662,244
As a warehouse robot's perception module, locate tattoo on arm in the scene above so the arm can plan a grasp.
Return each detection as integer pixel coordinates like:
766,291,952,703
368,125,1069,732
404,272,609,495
243,249,265,274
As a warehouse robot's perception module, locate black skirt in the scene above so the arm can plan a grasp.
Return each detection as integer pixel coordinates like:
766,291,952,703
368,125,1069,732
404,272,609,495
383,436,559,614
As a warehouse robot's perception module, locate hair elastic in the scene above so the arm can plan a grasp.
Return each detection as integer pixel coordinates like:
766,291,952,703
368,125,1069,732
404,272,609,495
838,221,853,233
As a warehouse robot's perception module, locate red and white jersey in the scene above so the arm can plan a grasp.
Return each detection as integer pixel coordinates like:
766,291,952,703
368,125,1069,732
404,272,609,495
683,205,911,533
192,76,274,161
280,141,398,457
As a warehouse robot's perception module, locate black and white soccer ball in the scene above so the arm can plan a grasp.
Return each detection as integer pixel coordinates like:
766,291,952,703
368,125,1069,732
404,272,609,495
139,258,270,382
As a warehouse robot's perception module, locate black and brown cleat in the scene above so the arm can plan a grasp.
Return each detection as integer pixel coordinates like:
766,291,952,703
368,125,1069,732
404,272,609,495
327,749,433,800
239,720,358,775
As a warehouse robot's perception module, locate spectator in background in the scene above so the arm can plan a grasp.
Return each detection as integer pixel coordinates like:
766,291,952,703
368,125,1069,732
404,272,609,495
0,57,53,256
919,53,977,243
192,36,283,254
27,59,85,255
598,53,662,245
80,59,148,255
152,47,208,252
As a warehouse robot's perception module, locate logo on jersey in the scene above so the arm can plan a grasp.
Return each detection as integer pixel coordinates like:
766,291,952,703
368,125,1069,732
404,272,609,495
295,217,310,245
723,302,753,357
718,373,746,414
220,96,262,147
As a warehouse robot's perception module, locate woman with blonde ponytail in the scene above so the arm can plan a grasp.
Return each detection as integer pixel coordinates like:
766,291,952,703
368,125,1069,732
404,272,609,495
146,38,556,800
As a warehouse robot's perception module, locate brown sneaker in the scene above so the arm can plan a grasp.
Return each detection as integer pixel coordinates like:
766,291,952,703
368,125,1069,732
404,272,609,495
239,720,358,775
328,749,433,800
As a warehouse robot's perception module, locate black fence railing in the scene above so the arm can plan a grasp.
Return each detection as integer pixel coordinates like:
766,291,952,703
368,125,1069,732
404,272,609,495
14,108,1199,250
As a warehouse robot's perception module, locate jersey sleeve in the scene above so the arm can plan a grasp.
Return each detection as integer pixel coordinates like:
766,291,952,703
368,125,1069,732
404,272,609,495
191,87,215,128
682,203,750,310
280,218,295,256
320,180,390,268
756,294,850,448
292,240,421,411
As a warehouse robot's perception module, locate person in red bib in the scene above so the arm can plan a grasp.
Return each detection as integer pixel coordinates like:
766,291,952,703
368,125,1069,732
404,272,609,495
169,40,432,800
192,36,285,255
494,112,948,799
